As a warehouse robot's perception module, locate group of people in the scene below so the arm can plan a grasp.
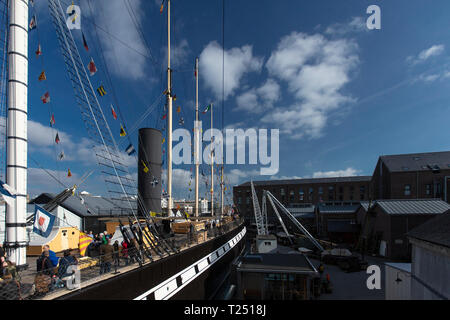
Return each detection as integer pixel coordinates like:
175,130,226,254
0,242,21,300
84,230,135,274
34,245,78,295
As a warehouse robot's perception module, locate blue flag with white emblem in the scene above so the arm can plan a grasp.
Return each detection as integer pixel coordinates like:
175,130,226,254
33,205,56,238
0,180,16,206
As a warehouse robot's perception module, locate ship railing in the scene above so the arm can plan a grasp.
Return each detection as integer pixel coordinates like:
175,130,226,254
0,217,244,300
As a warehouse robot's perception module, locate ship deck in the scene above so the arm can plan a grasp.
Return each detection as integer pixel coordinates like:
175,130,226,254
8,218,244,300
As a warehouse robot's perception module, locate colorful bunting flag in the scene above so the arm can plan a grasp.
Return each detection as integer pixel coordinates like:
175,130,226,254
67,169,72,177
160,0,164,14
87,58,97,76
50,114,55,126
151,178,158,187
162,114,167,120
97,85,106,96
125,144,135,155
178,117,184,126
202,104,211,114
141,160,149,173
29,15,37,30
79,232,93,257
55,132,60,144
59,151,65,160
173,94,177,101
120,125,126,137
111,104,118,120
35,44,42,57
38,70,46,81
82,32,89,51
41,91,50,104
176,106,181,113
162,138,165,144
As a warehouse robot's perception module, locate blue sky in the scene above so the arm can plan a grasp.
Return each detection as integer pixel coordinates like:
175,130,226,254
21,0,450,202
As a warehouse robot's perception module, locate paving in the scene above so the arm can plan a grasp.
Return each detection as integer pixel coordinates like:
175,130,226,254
273,245,387,300
310,255,386,300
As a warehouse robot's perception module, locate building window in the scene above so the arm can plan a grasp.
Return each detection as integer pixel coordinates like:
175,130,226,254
246,197,250,204
280,188,285,195
404,185,411,196
299,189,304,201
238,197,242,204
435,183,442,197
425,184,431,195
289,190,294,202
308,187,314,200
339,186,344,194
328,186,334,201
318,187,323,195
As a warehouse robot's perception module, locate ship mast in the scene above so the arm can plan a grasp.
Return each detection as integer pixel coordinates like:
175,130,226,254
210,104,214,216
194,58,199,217
166,0,173,214
5,0,28,267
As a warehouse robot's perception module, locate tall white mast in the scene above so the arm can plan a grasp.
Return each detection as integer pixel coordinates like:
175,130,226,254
6,0,28,267
210,104,214,216
221,166,224,216
167,0,173,214
194,58,199,217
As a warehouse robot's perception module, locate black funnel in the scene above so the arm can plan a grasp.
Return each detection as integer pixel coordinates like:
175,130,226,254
138,128,162,215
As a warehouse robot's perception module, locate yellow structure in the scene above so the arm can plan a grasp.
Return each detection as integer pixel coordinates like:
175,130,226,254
27,227,81,256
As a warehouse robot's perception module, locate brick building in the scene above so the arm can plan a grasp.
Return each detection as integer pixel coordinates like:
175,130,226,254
356,199,450,260
233,176,371,232
371,151,450,202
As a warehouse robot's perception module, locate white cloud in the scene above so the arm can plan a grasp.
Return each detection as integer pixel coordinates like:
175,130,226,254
82,0,149,80
199,41,263,100
325,17,367,35
236,91,258,112
162,39,190,69
407,44,445,65
235,79,281,113
312,167,360,178
263,32,359,139
226,168,260,186
269,175,303,180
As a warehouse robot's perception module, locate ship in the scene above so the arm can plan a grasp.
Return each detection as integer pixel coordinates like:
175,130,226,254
0,0,246,300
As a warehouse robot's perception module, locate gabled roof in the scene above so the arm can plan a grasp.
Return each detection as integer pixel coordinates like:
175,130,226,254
318,204,360,214
237,176,371,187
30,193,137,217
408,210,450,248
374,199,450,215
379,151,450,173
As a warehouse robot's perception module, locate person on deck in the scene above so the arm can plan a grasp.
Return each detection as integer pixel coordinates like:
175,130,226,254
36,251,55,276
57,250,78,279
41,245,59,268
113,240,120,267
99,238,114,274
0,243,7,278
121,240,129,266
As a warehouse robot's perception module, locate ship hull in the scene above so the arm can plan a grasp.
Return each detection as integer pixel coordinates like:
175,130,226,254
57,224,246,300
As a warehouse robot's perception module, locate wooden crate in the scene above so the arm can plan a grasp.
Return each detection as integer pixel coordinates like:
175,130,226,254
191,221,205,232
223,216,233,224
171,222,191,234
195,231,207,242
172,221,205,234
